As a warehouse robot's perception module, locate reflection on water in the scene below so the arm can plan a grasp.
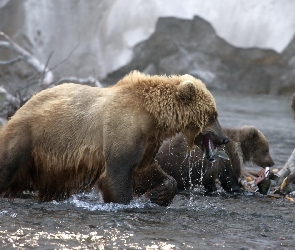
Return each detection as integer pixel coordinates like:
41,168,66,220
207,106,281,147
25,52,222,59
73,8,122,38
1,92,295,249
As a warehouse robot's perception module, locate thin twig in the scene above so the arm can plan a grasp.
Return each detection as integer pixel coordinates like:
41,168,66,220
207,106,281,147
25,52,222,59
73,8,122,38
55,76,102,87
39,51,54,88
48,43,79,72
0,32,54,85
0,56,22,65
0,86,20,107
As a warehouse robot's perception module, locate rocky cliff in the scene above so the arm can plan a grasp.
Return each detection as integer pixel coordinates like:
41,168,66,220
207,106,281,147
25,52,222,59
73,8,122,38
0,0,295,95
103,16,295,95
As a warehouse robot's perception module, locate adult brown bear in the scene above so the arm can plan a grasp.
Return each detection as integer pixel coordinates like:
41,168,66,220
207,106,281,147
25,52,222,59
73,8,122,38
156,126,274,193
0,71,228,206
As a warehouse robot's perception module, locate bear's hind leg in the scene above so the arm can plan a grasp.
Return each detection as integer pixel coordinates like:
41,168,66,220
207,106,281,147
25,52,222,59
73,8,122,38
0,129,32,195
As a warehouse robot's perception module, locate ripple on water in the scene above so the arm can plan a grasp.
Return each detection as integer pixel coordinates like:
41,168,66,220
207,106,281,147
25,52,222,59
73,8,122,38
1,92,295,249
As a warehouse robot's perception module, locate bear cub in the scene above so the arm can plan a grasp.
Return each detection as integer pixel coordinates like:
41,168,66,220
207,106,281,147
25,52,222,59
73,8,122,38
156,126,274,193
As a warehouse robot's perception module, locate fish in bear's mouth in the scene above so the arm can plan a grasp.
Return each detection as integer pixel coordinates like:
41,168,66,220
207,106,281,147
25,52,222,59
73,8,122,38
202,134,229,163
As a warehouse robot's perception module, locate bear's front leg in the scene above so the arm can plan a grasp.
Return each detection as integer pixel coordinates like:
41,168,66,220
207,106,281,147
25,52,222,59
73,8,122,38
98,136,146,204
133,162,177,206
98,171,134,204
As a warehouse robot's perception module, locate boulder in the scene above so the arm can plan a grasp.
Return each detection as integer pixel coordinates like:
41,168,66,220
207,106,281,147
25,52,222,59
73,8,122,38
103,16,295,95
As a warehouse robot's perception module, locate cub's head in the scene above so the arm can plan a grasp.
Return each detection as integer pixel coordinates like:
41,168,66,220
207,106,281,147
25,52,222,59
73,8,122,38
239,126,274,168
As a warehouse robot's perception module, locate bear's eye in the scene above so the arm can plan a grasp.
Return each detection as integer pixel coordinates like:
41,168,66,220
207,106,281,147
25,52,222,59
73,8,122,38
210,113,217,122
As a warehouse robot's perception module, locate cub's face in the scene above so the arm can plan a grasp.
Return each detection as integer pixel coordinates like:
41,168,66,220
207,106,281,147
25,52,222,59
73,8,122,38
249,131,274,168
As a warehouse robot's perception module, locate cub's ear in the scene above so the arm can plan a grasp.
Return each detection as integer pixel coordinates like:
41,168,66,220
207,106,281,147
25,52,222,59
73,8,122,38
246,126,258,138
177,80,196,104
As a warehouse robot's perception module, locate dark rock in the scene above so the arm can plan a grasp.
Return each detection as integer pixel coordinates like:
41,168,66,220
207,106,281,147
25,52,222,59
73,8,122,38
103,16,295,95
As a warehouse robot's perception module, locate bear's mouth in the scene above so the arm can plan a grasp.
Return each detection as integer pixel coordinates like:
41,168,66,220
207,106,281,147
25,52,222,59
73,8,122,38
202,134,229,163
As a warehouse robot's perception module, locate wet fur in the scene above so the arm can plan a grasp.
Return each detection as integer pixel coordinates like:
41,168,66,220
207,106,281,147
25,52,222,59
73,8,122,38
156,126,274,192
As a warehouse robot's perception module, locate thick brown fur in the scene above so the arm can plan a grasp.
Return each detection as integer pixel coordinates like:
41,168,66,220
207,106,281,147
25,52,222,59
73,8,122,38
0,71,228,205
156,126,274,192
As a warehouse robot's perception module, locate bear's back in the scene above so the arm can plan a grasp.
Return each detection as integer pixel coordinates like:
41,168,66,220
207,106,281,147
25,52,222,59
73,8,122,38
5,83,110,164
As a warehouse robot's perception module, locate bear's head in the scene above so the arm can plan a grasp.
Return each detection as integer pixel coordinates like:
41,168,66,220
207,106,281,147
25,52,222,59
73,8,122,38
176,77,229,153
124,71,229,158
239,126,274,168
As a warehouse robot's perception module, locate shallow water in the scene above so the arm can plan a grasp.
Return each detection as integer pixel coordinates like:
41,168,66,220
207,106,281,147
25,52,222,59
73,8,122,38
1,92,295,249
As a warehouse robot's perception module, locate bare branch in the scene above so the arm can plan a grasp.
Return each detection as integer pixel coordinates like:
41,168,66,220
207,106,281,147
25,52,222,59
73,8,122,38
48,42,79,72
55,76,102,87
0,32,54,85
0,40,11,49
0,32,102,124
0,86,21,107
0,55,22,65
40,51,54,88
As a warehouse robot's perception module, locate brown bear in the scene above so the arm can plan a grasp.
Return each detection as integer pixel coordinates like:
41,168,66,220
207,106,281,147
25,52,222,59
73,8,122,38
155,126,274,193
0,71,228,206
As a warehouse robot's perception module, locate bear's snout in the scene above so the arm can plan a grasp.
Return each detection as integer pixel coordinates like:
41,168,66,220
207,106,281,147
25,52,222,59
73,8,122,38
203,116,229,147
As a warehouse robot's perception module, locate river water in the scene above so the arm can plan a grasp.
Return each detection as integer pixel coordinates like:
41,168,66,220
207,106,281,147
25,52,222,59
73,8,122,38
1,91,295,249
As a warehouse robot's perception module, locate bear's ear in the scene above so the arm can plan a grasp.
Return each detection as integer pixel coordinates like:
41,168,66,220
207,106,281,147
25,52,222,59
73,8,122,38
177,80,196,104
247,126,258,138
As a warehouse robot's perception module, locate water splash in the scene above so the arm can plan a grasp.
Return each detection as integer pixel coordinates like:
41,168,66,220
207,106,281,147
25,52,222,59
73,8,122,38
53,191,158,212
